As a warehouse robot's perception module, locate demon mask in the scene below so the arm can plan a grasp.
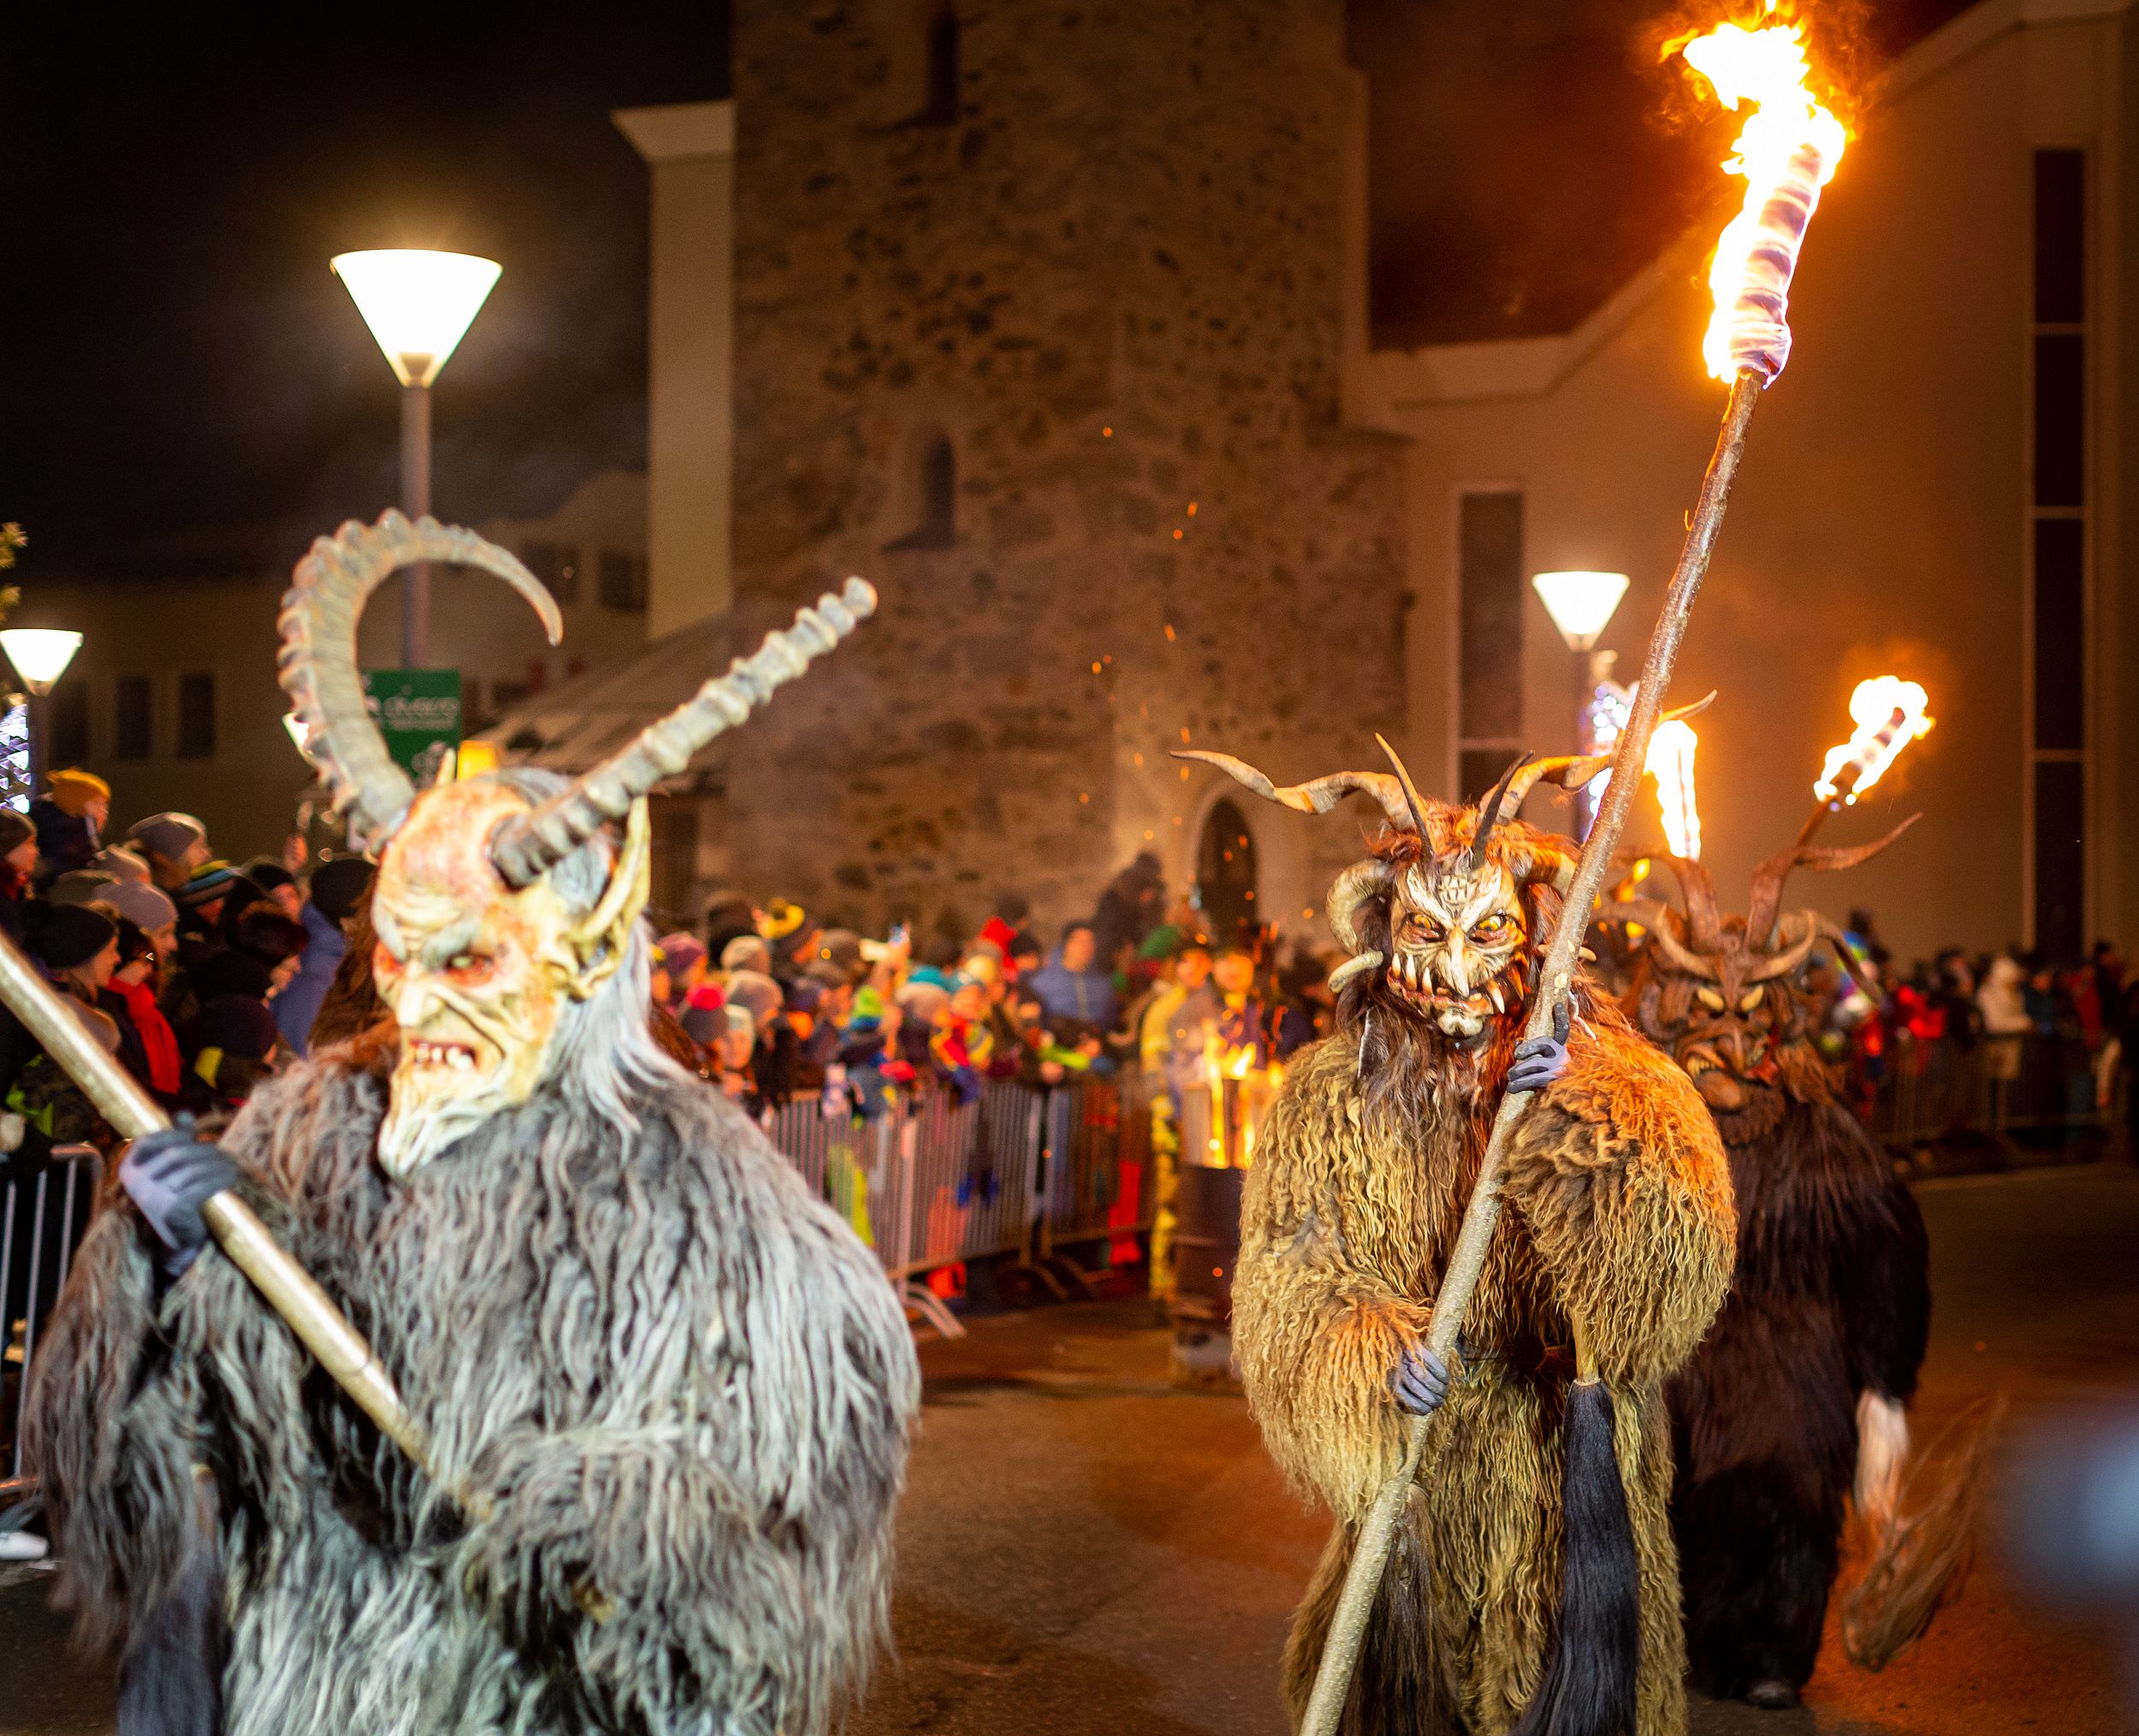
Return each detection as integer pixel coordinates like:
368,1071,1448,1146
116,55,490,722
1177,739,1600,1049
1616,820,1915,1143
278,510,874,1178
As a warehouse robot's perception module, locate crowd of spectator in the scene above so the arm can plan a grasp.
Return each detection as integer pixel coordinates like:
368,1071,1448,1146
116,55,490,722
0,772,375,1194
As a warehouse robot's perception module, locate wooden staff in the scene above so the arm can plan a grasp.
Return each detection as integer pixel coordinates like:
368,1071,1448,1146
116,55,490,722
0,923,441,1484
1295,370,1763,1736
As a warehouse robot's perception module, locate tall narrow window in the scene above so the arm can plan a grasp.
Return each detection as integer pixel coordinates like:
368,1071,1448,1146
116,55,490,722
177,672,216,760
2029,148,2087,959
919,6,960,127
114,675,152,761
885,435,956,551
1457,491,1525,803
598,550,647,612
47,682,89,768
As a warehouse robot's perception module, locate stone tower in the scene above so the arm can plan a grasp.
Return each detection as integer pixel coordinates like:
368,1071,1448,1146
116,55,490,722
722,0,1407,948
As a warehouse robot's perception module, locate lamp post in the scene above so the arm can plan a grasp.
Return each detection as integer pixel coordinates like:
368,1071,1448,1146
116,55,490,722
330,249,502,668
1532,571,1631,834
0,628,83,800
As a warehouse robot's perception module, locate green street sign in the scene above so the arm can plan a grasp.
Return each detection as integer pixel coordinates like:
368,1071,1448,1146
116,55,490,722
363,668,462,783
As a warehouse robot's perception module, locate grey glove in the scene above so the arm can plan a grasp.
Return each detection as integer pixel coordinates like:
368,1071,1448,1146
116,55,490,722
1507,998,1572,1095
1390,1341,1450,1417
119,1116,239,1278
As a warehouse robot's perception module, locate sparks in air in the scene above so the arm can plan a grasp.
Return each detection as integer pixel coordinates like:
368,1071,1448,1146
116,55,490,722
1815,677,1934,803
1678,18,1849,382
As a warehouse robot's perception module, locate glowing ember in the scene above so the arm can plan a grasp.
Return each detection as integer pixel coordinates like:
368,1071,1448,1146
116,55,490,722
1678,18,1848,382
1815,677,1934,803
1647,719,1703,859
1202,1037,1283,1167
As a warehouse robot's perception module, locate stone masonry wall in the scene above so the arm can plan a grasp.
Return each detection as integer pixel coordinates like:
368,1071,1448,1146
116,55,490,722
722,0,1407,949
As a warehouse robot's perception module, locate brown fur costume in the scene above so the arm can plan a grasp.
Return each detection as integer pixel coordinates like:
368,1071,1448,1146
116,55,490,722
1241,969,1733,1735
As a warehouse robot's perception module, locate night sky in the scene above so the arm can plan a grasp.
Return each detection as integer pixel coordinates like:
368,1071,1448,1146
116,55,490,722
3,3,1975,582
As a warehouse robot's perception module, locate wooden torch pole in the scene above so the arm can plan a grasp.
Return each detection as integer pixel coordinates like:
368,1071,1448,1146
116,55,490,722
1295,370,1763,1736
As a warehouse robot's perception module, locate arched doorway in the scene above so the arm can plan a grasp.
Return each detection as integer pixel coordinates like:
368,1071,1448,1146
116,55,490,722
1195,798,1259,947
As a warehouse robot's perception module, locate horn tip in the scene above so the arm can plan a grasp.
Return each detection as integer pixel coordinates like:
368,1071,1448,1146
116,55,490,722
842,576,879,618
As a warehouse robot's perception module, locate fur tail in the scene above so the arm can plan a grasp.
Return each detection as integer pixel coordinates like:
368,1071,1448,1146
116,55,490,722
1511,1379,1639,1736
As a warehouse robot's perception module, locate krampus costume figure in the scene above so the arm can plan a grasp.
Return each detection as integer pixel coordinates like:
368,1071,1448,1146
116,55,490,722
1618,829,1929,1709
1185,745,1736,1736
27,513,919,1736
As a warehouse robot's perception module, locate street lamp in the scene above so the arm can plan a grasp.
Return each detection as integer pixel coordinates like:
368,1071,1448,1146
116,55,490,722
0,628,83,799
1532,571,1631,833
330,248,502,668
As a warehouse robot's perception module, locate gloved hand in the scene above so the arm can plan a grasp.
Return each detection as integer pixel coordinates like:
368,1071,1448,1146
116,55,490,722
1507,997,1572,1095
119,1116,239,1278
1390,1340,1450,1417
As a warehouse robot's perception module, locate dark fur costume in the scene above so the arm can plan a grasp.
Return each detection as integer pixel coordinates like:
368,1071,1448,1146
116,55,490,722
1665,1081,1929,1697
27,1028,918,1736
1238,981,1734,1735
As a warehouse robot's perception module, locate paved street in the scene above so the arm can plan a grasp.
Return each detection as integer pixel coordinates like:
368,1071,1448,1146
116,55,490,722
5,1163,2136,1735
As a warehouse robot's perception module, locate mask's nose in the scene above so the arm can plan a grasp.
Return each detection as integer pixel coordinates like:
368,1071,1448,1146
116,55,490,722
1442,932,1472,997
393,974,441,1034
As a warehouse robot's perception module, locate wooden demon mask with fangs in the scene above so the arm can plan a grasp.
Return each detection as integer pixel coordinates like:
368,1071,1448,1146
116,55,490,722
1615,817,1918,1143
277,510,874,1178
1175,738,1603,1048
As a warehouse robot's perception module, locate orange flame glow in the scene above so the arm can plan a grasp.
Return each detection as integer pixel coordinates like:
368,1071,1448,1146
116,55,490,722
1646,719,1703,859
1814,677,1934,803
1679,18,1848,382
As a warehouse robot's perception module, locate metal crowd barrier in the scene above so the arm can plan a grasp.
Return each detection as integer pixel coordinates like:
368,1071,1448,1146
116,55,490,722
1864,1031,2111,1147
760,1075,1157,1336
2,1147,101,1479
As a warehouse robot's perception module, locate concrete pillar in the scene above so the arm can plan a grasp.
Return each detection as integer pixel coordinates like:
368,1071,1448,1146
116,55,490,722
613,99,735,639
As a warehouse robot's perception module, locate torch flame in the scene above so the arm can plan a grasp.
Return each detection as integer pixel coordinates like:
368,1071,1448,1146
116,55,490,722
1814,677,1934,803
1679,19,1848,382
1646,719,1703,860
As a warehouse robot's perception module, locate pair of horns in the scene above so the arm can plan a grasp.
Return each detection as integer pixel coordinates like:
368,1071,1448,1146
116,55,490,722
279,511,876,884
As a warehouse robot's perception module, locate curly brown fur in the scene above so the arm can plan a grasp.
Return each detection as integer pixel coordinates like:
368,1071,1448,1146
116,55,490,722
1241,992,1733,1735
29,1036,918,1736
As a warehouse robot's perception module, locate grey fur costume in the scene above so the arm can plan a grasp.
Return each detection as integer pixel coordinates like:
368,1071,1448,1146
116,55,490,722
28,1027,919,1736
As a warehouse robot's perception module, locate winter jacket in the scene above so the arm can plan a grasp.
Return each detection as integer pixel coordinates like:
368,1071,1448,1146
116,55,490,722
273,902,347,1057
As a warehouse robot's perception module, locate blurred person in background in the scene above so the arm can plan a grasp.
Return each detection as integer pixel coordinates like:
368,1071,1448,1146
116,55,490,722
244,858,305,921
29,767,108,885
125,810,210,894
1092,850,1165,976
1026,921,1117,1046
0,809,38,943
88,844,151,884
99,912,181,1100
722,968,791,1115
719,933,773,979
702,889,760,968
274,857,375,1057
99,877,180,969
183,991,284,1117
653,933,708,1017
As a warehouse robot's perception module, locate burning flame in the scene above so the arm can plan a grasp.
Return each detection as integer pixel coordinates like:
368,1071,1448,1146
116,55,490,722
1814,677,1934,803
1647,719,1703,859
1203,1036,1283,1167
1678,18,1848,382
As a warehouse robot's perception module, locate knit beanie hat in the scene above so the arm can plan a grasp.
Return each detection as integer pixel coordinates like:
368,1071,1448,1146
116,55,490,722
308,856,375,925
721,970,784,1028
0,810,34,858
28,902,117,971
678,982,727,1046
48,870,117,907
198,993,279,1062
101,880,178,933
179,861,241,908
657,933,708,982
46,769,110,816
720,934,773,975
815,928,865,981
243,857,295,894
127,812,207,862
89,845,151,883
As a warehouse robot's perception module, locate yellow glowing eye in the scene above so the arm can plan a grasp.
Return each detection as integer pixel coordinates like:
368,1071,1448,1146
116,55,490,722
1739,989,1765,1013
1696,987,1727,1012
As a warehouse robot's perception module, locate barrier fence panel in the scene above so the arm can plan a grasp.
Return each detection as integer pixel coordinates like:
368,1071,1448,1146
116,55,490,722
1041,1076,1135,1253
1864,1032,2107,1147
2,1147,102,1479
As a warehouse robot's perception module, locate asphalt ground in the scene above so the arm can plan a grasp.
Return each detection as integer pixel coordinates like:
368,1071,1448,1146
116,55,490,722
4,1163,2136,1735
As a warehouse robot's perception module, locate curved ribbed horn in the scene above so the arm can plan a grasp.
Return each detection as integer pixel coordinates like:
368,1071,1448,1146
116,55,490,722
279,511,562,852
1372,735,1431,839
1628,905,1721,981
1650,854,1726,952
1745,813,1921,949
1324,857,1395,954
1172,750,1414,833
490,578,877,888
1465,753,1533,872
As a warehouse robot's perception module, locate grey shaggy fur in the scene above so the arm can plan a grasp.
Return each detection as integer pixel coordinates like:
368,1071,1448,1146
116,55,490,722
28,1022,919,1734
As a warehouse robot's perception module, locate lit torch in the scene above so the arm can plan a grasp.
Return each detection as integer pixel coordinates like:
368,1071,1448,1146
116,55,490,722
1800,676,1934,844
1295,15,1855,1733
1649,718,1703,859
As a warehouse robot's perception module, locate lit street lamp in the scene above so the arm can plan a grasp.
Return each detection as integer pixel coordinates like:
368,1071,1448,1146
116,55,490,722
331,248,501,667
0,627,83,797
1532,570,1631,832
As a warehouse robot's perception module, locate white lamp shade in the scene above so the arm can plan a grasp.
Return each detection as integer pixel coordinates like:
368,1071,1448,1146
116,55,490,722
0,628,82,695
1531,571,1631,651
331,249,502,388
